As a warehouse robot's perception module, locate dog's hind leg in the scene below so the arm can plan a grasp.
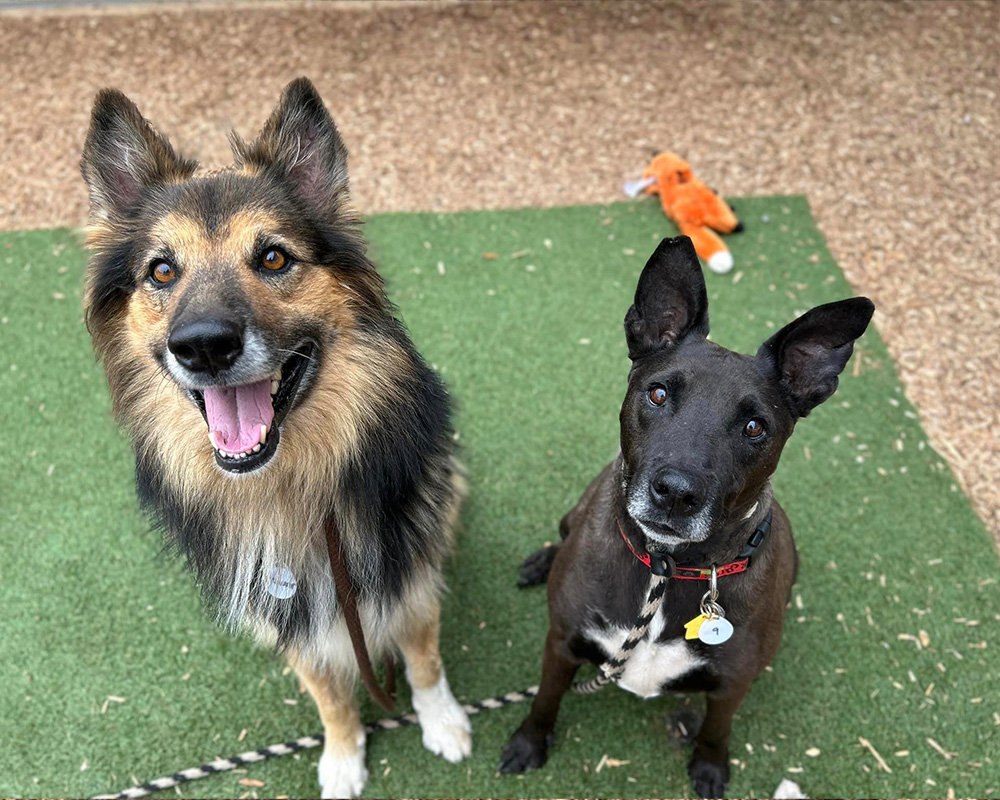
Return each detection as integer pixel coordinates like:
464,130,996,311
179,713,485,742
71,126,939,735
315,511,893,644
518,509,574,587
398,598,472,764
288,652,367,799
518,544,560,587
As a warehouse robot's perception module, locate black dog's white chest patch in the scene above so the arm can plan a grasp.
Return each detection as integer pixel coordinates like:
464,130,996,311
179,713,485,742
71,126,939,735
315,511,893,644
583,607,705,698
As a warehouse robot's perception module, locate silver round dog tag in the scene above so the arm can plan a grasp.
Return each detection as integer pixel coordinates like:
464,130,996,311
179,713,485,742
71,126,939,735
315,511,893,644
698,617,734,645
266,566,297,600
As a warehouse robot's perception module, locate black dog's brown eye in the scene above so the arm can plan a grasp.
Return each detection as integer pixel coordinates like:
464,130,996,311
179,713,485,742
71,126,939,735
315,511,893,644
261,248,287,271
150,261,176,285
744,419,766,439
648,385,668,406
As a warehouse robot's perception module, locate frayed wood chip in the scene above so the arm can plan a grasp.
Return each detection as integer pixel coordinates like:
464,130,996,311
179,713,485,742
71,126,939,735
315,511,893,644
858,737,892,773
594,754,629,773
926,738,955,759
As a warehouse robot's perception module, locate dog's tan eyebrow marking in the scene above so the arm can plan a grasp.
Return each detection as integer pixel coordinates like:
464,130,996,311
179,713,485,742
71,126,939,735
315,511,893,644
141,212,214,273
147,210,296,267
223,209,289,259
151,213,207,250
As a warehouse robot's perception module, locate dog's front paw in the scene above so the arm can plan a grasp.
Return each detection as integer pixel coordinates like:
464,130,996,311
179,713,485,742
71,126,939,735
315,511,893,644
318,746,368,799
498,728,551,774
688,755,729,798
411,673,472,763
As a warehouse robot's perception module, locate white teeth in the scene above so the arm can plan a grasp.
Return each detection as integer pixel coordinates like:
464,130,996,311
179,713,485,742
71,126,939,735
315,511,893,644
252,444,261,453
260,425,268,445
274,368,282,380
270,380,279,395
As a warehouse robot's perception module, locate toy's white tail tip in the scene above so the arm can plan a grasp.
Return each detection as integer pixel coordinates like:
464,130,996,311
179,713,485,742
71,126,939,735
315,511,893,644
707,250,734,274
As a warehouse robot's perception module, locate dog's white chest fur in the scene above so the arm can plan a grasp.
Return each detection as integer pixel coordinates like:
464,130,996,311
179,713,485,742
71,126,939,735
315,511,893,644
584,607,704,698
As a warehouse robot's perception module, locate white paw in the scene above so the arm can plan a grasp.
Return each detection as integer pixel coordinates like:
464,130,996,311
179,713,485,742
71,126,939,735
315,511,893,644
318,743,368,799
410,672,472,763
708,250,734,274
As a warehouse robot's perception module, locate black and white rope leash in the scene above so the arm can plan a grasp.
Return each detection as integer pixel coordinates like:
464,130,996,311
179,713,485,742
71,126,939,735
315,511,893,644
92,574,667,800
91,687,540,800
572,571,669,694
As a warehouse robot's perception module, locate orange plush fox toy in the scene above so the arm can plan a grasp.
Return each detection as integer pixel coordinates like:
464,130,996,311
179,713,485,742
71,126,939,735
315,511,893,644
630,152,743,274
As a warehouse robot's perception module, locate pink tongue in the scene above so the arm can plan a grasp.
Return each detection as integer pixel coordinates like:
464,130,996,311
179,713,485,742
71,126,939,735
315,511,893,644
203,380,275,454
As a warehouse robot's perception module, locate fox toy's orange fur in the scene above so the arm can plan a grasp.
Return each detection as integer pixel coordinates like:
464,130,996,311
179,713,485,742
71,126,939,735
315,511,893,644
643,152,742,274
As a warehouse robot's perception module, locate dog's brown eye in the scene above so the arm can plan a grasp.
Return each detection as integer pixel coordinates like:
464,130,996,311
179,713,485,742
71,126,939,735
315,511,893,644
261,248,287,271
150,261,176,285
648,385,668,406
744,418,766,439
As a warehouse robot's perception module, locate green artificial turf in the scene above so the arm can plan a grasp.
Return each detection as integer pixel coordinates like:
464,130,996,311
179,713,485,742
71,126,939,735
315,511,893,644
1,197,997,800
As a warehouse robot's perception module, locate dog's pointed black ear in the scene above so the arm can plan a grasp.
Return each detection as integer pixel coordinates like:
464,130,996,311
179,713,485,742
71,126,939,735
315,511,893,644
624,236,709,360
81,89,196,220
757,297,875,418
234,77,349,214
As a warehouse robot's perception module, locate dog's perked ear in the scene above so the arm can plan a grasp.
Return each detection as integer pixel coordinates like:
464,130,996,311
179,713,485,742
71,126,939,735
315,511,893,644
624,236,709,360
233,77,350,215
80,90,197,221
757,297,875,418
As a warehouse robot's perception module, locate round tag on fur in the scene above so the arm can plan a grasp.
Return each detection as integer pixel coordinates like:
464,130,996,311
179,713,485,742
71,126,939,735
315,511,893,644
698,617,733,645
266,566,297,600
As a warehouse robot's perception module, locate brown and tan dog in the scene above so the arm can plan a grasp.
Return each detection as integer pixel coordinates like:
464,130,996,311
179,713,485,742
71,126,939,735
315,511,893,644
81,78,470,798
500,236,873,797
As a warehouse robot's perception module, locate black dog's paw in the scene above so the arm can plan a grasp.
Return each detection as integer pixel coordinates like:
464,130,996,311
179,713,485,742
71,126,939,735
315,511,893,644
498,729,551,774
665,706,704,748
689,756,729,798
517,545,558,588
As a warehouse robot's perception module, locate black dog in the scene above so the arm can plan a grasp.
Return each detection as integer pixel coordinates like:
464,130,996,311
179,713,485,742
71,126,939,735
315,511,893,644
500,236,874,797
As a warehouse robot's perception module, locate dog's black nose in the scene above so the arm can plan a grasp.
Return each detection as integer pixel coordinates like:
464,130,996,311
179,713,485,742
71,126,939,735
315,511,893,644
649,469,706,516
168,317,244,374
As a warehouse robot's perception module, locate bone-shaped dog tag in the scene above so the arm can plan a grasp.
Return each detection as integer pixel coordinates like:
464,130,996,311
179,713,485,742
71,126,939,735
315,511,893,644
698,617,734,645
684,613,709,640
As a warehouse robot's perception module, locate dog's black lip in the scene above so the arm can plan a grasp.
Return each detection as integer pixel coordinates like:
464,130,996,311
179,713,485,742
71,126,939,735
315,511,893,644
213,424,282,474
183,341,317,474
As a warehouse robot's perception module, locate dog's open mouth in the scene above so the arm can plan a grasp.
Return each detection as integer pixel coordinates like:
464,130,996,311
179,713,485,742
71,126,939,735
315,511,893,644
187,342,315,474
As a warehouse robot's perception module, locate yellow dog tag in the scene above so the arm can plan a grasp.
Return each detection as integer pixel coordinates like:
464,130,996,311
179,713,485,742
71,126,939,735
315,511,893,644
684,613,709,640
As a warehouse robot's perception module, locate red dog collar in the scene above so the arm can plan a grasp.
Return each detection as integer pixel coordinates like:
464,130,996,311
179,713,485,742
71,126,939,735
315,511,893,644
618,507,772,580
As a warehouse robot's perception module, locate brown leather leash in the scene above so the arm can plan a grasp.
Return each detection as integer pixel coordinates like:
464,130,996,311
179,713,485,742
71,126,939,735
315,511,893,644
324,516,397,712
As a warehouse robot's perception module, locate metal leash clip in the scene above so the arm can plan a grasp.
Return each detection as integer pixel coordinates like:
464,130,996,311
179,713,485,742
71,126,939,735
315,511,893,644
696,566,734,645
